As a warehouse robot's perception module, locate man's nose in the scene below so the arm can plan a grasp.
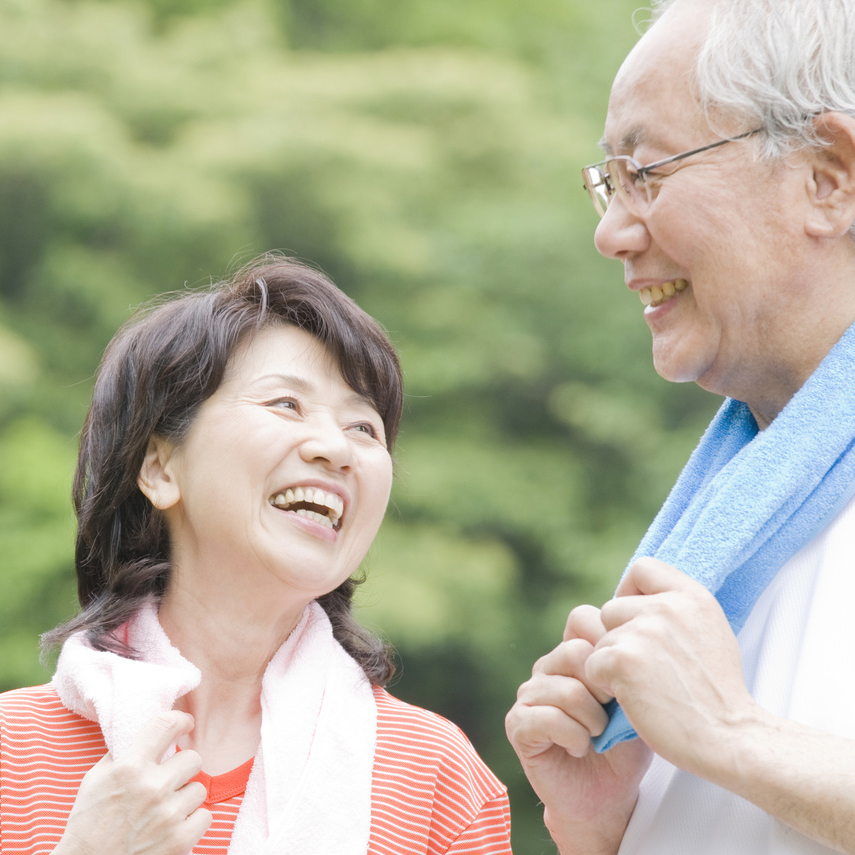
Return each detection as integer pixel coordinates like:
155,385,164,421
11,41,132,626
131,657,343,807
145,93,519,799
593,197,650,260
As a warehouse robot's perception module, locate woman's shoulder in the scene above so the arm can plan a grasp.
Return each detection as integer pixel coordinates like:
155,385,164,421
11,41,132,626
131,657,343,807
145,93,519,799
372,685,505,797
0,683,102,744
374,687,482,744
370,687,510,855
0,682,66,714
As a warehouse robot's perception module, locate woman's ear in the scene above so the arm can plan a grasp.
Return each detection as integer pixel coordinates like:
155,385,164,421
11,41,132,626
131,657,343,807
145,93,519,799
804,112,855,239
137,436,181,510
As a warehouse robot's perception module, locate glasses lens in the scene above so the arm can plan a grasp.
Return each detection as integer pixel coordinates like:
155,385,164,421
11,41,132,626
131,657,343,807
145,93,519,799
581,165,609,217
605,158,649,216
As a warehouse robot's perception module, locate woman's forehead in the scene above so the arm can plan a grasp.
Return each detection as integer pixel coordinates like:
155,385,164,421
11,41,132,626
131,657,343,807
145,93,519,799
224,326,378,411
226,326,338,386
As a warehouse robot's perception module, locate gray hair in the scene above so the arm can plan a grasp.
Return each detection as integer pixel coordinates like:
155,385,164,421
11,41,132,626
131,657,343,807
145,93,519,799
651,0,855,159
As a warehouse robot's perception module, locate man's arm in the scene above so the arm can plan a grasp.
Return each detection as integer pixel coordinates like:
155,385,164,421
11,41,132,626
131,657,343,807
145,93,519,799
588,557,855,854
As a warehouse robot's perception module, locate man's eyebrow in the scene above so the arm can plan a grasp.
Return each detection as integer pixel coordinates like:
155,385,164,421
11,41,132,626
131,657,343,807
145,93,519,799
599,127,645,156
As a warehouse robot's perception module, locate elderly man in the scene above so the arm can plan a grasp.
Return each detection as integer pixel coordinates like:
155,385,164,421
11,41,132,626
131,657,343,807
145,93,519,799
505,1,855,853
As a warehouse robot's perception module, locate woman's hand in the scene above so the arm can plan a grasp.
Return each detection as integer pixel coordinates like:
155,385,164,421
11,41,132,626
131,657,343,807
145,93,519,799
55,711,211,855
505,605,651,855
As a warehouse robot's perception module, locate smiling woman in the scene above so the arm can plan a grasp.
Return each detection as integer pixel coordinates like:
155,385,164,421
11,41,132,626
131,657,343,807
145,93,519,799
0,256,512,855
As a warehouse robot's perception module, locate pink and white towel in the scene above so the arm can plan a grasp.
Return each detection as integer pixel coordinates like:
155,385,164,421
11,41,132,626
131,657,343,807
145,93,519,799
53,600,377,855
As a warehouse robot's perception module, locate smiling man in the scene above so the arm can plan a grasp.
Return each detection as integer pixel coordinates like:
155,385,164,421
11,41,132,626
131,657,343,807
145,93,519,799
505,1,855,853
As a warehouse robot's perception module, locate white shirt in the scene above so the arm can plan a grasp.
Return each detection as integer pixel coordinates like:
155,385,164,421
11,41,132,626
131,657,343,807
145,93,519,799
619,493,855,855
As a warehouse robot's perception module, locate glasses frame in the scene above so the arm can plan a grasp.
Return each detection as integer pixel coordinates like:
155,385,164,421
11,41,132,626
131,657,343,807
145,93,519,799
582,127,764,218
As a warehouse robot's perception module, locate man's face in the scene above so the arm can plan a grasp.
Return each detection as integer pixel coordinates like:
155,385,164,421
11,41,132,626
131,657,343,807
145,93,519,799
593,0,817,420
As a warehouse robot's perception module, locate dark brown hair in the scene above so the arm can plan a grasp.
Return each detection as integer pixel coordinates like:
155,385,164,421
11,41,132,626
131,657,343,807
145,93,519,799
43,255,402,684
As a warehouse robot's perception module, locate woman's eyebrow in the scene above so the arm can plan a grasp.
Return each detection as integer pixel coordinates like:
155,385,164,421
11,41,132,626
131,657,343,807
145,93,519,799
257,373,378,412
256,373,314,392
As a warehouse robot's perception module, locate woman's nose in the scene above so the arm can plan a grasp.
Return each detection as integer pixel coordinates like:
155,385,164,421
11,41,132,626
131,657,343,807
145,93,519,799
299,418,354,470
593,197,650,260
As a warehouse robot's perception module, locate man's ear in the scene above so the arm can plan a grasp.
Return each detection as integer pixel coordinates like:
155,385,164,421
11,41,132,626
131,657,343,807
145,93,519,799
137,436,181,510
804,112,855,239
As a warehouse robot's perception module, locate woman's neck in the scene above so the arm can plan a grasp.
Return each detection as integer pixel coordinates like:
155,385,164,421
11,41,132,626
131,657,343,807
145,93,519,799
157,590,307,775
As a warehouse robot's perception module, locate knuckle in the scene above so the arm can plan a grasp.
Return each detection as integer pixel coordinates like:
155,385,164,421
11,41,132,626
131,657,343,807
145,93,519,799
556,638,595,671
599,598,620,624
139,778,171,806
531,652,551,674
110,753,145,778
150,711,181,733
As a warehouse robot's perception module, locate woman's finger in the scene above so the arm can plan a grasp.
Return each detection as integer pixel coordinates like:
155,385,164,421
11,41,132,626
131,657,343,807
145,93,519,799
127,711,197,765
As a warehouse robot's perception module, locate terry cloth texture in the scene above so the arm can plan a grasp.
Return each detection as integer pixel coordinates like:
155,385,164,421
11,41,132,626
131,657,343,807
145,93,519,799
53,600,377,854
595,321,855,752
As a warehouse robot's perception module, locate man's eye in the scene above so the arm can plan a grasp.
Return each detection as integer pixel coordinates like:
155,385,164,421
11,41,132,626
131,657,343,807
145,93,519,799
625,167,646,186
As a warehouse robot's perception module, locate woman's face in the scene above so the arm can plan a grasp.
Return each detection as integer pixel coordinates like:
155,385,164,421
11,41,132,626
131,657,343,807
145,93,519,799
147,324,393,612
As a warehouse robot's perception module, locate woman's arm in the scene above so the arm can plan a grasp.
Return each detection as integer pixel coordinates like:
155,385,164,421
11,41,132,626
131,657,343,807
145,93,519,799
445,793,512,854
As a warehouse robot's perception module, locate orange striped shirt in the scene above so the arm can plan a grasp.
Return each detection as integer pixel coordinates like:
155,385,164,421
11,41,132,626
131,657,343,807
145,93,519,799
0,684,511,854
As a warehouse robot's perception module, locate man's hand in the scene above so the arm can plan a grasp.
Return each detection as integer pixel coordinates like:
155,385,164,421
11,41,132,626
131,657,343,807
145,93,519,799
506,605,651,855
588,557,755,777
55,711,211,855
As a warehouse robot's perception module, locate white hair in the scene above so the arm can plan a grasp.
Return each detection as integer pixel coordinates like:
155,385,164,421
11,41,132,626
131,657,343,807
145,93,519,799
651,0,855,159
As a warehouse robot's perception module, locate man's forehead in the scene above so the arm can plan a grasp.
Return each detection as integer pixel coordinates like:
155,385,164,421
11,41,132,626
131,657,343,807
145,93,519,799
601,70,682,156
600,3,708,154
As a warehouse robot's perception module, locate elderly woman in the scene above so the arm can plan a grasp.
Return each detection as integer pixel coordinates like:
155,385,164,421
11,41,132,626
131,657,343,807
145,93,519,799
506,0,855,854
0,257,511,855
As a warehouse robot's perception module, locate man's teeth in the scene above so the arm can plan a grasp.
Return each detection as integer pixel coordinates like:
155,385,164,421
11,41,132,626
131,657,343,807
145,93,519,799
269,487,344,529
639,278,688,307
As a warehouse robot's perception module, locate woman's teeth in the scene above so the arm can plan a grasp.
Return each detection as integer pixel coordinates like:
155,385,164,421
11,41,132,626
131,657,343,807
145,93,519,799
269,486,344,530
639,278,688,307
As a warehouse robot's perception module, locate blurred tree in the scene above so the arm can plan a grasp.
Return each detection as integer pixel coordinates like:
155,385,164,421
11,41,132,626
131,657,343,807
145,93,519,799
0,0,719,850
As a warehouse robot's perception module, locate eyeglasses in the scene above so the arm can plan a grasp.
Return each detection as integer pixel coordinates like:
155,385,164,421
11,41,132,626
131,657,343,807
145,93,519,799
581,128,763,218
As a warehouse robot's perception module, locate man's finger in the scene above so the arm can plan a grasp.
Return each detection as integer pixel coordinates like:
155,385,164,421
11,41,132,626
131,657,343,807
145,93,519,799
615,556,697,598
533,639,614,706
564,604,607,645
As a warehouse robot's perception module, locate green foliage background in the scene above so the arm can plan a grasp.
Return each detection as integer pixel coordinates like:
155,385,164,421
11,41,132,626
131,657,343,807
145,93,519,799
0,0,719,850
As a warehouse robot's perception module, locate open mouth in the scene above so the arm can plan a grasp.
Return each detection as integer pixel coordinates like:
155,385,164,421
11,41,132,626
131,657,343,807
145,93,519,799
639,278,688,308
269,486,344,531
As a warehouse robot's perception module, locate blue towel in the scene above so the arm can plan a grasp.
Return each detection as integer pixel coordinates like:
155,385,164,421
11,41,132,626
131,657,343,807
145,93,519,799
594,321,855,753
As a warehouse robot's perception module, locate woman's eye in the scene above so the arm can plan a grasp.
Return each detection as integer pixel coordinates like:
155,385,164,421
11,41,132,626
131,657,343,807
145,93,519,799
349,422,378,439
267,397,300,412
